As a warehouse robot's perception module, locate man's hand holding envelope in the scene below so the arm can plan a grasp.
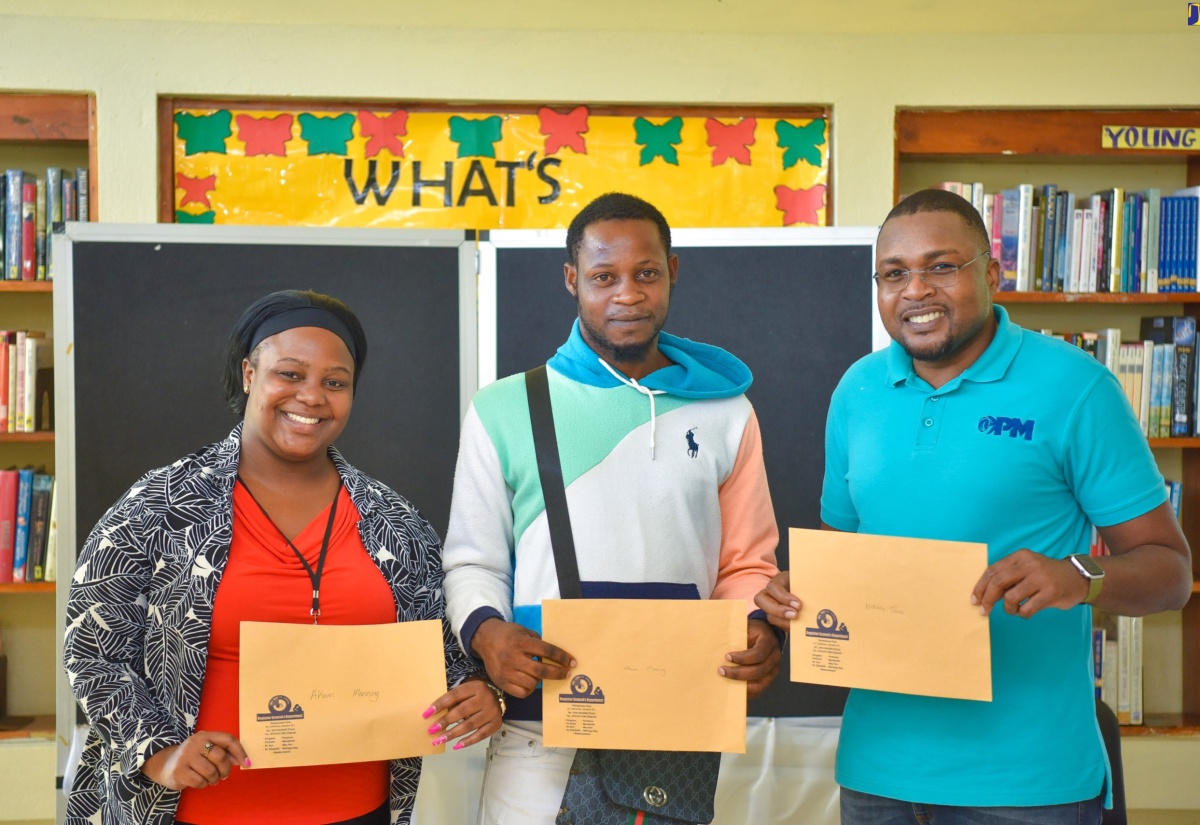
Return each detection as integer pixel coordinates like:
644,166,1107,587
755,528,993,702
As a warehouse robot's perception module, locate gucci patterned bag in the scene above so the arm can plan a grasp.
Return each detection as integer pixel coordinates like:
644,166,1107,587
555,749,721,825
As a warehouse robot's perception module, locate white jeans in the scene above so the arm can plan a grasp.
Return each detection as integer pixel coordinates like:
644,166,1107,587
476,721,577,825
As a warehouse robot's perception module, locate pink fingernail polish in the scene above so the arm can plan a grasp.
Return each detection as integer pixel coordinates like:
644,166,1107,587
422,706,436,719
453,742,465,751
244,759,252,768
427,723,441,734
432,735,448,746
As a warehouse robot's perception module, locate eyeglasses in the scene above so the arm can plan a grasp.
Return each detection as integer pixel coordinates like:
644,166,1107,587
872,250,989,293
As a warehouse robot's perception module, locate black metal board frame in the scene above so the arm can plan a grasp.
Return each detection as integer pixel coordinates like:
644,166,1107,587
53,223,473,558
481,226,878,718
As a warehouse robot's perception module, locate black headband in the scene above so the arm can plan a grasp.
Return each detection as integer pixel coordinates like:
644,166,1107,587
248,307,358,362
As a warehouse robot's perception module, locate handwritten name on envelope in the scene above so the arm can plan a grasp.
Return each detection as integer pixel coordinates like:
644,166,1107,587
239,621,447,769
541,599,747,753
788,528,992,702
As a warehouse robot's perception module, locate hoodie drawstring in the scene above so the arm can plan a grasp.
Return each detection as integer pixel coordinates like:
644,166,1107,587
598,358,666,459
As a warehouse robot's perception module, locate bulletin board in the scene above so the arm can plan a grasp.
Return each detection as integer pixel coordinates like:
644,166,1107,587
161,99,831,230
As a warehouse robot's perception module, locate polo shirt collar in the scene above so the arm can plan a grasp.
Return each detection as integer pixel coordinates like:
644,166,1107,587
886,305,1021,390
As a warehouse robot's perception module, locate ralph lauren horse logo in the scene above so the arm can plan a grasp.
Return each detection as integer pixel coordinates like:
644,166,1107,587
685,428,700,458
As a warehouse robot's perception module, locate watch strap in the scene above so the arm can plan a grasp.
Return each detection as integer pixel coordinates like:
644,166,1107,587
1069,554,1104,604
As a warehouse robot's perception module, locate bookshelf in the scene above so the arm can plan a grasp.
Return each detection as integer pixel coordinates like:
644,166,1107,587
896,108,1200,738
0,92,94,822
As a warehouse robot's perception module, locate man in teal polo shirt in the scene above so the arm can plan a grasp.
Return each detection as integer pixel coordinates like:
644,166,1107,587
756,188,1192,824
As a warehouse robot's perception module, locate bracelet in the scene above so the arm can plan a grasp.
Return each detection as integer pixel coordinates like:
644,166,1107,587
481,679,507,717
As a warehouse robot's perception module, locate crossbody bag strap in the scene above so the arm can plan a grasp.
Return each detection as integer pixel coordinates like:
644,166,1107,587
525,365,584,600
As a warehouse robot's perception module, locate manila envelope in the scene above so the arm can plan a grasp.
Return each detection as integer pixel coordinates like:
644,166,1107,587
788,528,992,701
541,599,747,753
239,620,447,769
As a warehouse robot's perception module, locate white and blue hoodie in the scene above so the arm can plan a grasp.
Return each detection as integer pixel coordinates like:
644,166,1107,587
443,321,780,719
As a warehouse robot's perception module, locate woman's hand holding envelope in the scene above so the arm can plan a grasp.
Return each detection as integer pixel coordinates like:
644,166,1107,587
424,677,504,751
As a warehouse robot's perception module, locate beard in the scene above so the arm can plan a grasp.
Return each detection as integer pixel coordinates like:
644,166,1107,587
576,295,670,366
902,307,990,363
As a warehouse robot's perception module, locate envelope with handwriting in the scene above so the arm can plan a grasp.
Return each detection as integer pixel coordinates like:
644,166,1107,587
788,528,992,701
239,620,447,768
541,599,747,752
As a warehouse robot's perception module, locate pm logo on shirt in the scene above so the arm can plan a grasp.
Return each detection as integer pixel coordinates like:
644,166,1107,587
978,415,1035,441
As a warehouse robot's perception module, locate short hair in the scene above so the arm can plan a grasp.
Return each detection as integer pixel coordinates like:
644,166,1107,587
565,192,672,266
884,189,991,253
222,289,368,416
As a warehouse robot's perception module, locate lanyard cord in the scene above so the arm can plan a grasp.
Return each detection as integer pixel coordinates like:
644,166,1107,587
236,476,342,624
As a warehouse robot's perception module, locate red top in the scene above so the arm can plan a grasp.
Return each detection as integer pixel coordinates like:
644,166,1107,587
175,482,395,824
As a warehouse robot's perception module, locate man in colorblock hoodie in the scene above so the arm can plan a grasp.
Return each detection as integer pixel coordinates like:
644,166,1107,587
443,192,782,823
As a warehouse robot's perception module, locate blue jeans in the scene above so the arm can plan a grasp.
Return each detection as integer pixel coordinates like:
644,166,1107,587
840,787,1103,825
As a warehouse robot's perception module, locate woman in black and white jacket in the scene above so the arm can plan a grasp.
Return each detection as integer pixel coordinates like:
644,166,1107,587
64,289,501,825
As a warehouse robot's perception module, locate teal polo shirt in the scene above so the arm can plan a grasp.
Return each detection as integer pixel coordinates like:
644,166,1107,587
821,305,1165,807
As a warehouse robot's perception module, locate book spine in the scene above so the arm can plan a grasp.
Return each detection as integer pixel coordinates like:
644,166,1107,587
1159,197,1174,293
1160,343,1176,437
0,330,7,434
1101,639,1119,718
1108,188,1118,291
22,336,36,433
1055,191,1072,291
4,170,22,280
0,469,16,582
20,180,36,281
76,167,89,223
1116,614,1132,724
43,479,57,582
1149,343,1164,438
1017,184,1034,292
1172,317,1197,436
990,193,1003,264
1001,190,1020,290
1140,342,1154,436
63,178,77,222
35,177,46,280
11,467,33,582
1068,209,1084,294
1146,189,1162,292
1039,184,1057,292
1130,616,1144,725
26,474,52,581
46,167,63,280
14,331,25,434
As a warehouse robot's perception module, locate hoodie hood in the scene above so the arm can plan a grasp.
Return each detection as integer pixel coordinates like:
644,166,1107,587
547,319,753,398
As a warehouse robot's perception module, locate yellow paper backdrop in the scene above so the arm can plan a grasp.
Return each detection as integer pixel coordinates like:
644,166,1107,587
173,106,829,229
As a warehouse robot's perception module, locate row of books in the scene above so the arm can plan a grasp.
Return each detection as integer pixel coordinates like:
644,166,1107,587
1093,622,1143,725
1087,479,1181,726
0,331,53,433
2,166,89,282
933,181,1200,294
1044,316,1197,438
0,467,56,584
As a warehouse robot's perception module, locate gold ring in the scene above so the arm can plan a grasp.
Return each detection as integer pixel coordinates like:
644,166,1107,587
203,742,214,757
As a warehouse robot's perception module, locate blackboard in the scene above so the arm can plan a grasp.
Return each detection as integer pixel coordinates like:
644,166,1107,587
488,228,876,716
58,225,468,547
